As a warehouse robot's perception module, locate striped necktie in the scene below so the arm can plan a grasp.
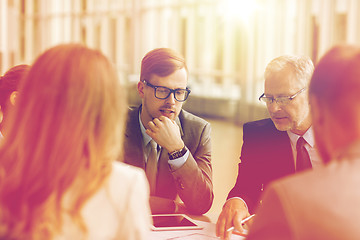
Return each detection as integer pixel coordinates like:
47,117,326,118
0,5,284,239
146,140,157,195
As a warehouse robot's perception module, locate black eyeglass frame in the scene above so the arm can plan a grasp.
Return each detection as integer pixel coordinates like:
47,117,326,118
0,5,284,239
142,80,191,102
258,87,307,105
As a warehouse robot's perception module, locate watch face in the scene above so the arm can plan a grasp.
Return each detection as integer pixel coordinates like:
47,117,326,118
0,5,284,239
170,151,180,159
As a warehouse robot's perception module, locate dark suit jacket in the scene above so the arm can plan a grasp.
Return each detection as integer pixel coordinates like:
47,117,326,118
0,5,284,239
123,106,213,215
227,118,295,213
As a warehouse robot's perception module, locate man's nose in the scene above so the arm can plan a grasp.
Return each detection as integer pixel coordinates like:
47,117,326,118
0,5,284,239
267,101,282,112
165,92,176,104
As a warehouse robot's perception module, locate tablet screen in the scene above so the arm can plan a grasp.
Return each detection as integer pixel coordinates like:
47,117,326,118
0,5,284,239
151,214,203,231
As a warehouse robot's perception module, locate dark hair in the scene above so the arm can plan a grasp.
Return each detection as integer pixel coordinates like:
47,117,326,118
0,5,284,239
140,48,188,82
0,64,30,125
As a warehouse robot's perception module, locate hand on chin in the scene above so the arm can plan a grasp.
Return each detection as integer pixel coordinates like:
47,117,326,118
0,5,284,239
159,109,176,120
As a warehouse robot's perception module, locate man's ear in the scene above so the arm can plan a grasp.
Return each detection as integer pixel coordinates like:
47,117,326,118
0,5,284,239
137,81,145,98
10,91,18,105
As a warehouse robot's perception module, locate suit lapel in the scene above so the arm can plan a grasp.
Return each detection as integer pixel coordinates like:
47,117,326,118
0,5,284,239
175,111,184,137
124,106,146,169
277,130,296,173
261,119,296,184
267,119,296,173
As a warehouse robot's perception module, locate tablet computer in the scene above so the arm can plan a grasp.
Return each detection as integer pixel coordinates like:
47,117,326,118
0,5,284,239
151,214,204,231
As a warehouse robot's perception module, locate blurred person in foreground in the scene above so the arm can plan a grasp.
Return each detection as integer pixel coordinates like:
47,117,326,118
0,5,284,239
217,55,322,239
0,44,151,240
0,64,30,136
247,45,360,239
123,48,213,215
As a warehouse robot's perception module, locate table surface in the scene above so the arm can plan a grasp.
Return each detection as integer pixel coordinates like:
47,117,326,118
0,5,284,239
148,219,246,240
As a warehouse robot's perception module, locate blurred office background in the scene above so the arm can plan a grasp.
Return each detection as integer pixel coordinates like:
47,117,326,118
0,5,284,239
0,0,359,220
2,0,359,123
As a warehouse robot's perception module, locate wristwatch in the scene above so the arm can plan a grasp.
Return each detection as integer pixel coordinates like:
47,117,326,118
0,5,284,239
168,147,187,160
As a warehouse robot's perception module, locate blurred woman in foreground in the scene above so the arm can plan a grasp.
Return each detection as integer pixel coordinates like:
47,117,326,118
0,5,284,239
0,44,151,240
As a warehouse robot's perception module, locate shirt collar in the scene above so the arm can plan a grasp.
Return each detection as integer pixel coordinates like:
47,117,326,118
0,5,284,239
287,126,315,148
139,111,152,147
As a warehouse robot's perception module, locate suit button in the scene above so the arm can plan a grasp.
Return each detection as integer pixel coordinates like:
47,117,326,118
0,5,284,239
177,179,185,189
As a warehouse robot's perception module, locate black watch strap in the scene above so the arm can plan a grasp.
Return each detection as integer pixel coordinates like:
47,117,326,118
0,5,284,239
168,147,187,160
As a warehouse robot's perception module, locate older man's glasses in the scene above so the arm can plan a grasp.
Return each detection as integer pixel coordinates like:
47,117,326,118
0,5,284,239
142,80,191,102
259,87,306,105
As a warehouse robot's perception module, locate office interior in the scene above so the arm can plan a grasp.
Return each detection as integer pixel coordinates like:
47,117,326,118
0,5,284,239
1,0,359,221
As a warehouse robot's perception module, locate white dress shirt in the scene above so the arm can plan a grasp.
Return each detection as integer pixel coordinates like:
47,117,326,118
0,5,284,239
287,126,323,169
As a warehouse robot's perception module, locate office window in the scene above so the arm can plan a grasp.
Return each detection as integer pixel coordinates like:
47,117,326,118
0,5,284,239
1,0,360,122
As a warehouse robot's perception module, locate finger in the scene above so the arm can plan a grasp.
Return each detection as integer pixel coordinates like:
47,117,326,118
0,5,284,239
224,217,235,240
145,129,155,139
215,213,225,237
147,120,157,130
158,116,175,126
158,116,167,121
224,229,232,240
152,118,162,125
242,217,255,230
233,211,246,233
216,210,233,239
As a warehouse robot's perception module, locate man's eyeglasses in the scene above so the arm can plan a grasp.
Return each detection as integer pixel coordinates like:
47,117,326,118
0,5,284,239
142,80,191,102
258,87,307,105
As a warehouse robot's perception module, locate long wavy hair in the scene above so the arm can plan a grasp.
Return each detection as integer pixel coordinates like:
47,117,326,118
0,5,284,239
0,44,126,239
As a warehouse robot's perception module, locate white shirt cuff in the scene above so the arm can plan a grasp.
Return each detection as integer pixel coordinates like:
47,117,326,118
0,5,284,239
168,150,189,170
225,197,249,211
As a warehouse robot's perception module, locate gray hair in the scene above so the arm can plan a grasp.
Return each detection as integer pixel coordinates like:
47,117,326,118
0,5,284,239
264,55,314,86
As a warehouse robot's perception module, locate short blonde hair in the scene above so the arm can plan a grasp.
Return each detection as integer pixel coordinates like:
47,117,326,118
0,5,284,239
0,44,126,239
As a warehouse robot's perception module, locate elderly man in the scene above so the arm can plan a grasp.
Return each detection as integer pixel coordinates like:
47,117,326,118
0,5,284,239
217,55,322,239
246,45,360,240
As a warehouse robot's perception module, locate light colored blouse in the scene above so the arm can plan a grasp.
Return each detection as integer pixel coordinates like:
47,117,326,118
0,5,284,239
56,162,151,240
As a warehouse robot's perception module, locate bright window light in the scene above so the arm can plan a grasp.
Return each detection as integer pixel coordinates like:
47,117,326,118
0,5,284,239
218,0,259,23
